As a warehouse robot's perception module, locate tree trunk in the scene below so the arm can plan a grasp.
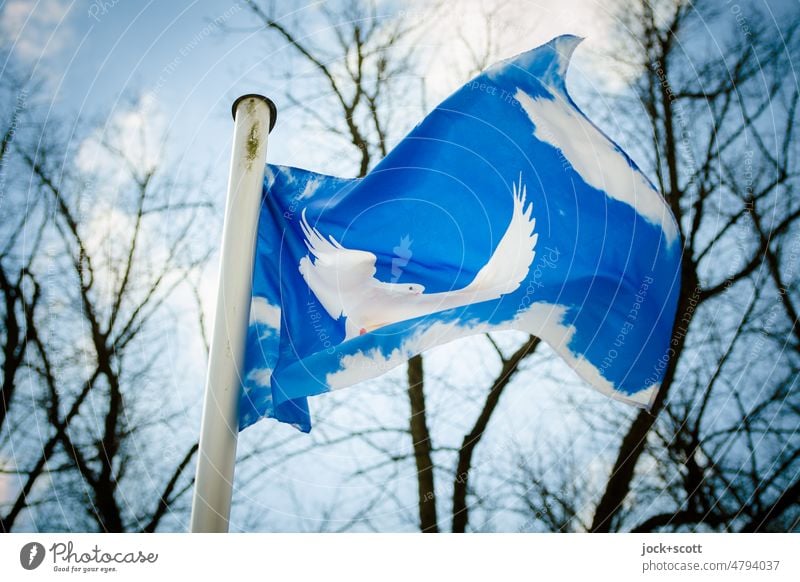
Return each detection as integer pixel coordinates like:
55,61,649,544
591,270,698,532
407,354,438,532
452,336,539,532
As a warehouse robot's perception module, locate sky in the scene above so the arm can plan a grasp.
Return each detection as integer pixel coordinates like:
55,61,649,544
2,0,796,531
0,0,628,530
0,0,629,376
4,0,794,175
1,0,625,176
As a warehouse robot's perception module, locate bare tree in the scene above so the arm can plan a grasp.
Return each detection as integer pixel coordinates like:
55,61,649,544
586,0,800,533
238,0,440,532
234,0,550,533
216,0,800,533
239,0,421,176
0,67,50,526
0,98,212,532
0,67,40,434
492,0,800,533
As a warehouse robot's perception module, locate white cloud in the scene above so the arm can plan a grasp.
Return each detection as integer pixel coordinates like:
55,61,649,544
1,0,72,64
250,296,281,329
327,348,407,390
514,302,657,407
298,176,322,199
264,165,276,185
246,367,273,387
76,95,166,186
415,0,620,104
515,88,678,242
327,319,500,389
81,202,172,303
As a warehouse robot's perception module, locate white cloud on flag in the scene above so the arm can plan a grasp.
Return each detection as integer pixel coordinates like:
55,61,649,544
515,88,678,243
246,367,273,388
298,177,322,199
514,302,658,406
326,302,657,406
250,296,281,329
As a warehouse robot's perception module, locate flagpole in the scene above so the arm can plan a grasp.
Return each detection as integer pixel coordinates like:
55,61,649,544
190,94,277,533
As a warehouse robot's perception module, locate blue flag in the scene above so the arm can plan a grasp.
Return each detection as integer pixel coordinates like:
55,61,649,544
240,35,681,432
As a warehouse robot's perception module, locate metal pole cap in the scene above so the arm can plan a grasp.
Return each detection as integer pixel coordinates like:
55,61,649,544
231,94,277,133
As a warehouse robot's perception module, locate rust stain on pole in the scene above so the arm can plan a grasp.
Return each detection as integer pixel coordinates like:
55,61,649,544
238,98,263,170
245,122,261,170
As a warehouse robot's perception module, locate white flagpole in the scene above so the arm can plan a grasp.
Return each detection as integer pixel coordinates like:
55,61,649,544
190,94,276,533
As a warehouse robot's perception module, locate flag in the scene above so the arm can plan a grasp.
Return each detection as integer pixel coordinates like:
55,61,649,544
239,35,681,432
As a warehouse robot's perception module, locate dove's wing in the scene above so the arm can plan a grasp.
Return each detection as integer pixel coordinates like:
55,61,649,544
366,177,538,325
298,209,377,319
465,175,538,299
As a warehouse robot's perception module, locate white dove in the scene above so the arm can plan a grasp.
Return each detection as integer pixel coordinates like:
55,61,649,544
299,175,538,339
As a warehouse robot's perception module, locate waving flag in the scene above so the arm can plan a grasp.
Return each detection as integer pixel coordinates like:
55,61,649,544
239,35,681,431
